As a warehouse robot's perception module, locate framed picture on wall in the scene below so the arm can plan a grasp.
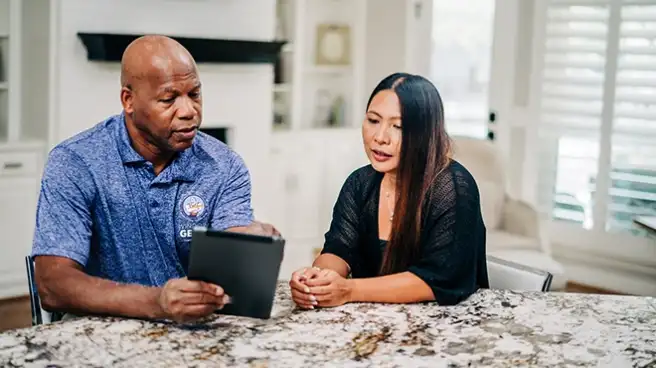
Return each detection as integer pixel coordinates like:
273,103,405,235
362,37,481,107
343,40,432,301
314,23,351,66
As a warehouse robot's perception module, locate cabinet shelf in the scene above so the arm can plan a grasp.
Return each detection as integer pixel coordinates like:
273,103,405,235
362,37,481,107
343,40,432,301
305,66,352,75
274,0,365,132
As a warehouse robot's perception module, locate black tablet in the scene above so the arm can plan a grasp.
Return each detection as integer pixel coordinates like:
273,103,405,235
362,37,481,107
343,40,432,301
187,227,285,319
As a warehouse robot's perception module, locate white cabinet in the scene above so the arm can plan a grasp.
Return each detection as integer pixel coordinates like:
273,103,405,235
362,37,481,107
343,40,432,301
0,0,49,300
0,143,43,299
0,0,50,144
270,129,368,277
273,0,367,132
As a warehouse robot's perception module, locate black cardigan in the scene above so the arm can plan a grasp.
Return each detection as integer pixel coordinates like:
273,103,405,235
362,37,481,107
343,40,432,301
320,159,489,305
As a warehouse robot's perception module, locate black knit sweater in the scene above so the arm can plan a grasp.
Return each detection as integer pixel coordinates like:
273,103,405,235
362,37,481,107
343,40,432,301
320,159,489,305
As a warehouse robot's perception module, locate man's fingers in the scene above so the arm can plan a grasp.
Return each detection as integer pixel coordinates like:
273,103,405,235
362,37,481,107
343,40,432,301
244,221,281,237
179,280,224,297
263,223,274,235
181,304,218,319
259,222,280,237
267,224,281,237
181,291,225,306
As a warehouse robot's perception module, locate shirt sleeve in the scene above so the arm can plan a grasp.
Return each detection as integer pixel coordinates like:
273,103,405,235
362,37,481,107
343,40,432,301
407,170,487,305
210,152,254,230
31,146,96,267
320,170,362,269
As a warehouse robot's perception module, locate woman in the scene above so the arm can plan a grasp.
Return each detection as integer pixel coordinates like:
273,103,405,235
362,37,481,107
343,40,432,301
289,72,489,309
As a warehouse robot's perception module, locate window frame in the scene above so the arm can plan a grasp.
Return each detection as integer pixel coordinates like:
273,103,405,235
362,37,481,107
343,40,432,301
521,0,656,269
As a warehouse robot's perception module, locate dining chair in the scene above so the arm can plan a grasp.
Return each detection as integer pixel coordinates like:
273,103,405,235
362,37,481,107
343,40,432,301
487,255,553,292
25,255,63,325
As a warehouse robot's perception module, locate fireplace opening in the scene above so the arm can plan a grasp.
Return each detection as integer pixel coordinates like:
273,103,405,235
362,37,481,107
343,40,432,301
200,127,228,145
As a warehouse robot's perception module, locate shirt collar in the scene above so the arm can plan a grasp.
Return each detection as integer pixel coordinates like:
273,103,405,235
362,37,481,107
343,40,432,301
116,112,197,183
116,112,144,164
169,148,196,183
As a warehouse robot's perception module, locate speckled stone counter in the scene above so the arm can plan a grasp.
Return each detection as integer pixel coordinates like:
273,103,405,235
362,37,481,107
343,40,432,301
1,282,654,367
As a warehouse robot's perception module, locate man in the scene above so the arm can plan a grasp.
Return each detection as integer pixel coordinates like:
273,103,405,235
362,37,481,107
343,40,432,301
31,35,278,323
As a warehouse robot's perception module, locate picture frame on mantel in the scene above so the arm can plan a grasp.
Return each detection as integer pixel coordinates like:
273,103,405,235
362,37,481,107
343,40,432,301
314,24,351,66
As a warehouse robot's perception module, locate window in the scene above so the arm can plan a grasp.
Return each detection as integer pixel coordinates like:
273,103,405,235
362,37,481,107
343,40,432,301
429,1,496,139
536,0,656,238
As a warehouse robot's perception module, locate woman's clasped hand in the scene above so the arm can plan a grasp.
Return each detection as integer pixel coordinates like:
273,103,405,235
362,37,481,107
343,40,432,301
289,267,353,309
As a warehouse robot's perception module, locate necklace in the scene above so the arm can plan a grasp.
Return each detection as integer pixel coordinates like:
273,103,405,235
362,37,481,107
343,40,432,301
384,177,395,222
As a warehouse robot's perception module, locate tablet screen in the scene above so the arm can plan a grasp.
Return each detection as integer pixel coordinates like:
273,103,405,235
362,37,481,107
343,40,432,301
187,228,285,319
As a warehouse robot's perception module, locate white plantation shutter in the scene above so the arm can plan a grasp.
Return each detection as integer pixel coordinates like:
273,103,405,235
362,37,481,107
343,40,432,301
541,3,608,133
607,1,656,234
536,0,656,237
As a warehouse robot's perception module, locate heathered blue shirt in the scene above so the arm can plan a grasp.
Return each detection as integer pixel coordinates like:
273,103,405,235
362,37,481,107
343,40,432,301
31,113,254,287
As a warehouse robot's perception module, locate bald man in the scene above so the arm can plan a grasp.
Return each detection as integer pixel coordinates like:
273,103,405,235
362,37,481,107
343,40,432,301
31,35,279,323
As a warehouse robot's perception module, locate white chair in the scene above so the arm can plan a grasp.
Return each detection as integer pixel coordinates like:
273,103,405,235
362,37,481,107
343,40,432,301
451,136,567,290
487,255,553,291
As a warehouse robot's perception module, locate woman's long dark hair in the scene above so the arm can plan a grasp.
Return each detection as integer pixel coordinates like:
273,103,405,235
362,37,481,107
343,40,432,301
370,73,452,275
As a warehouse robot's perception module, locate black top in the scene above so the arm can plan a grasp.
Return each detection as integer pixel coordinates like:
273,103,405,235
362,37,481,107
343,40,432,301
321,159,489,305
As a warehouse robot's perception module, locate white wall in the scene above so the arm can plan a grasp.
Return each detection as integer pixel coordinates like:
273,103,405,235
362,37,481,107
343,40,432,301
404,0,433,76
364,0,433,91
365,0,407,92
48,0,278,223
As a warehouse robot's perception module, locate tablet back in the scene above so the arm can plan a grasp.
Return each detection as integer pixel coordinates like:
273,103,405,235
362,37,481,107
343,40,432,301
187,228,285,319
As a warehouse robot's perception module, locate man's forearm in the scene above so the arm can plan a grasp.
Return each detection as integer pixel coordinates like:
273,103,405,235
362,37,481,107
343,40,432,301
348,272,435,304
312,253,350,278
39,264,165,320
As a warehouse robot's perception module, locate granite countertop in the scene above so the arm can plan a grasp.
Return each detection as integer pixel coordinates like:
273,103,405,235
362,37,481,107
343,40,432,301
1,281,654,367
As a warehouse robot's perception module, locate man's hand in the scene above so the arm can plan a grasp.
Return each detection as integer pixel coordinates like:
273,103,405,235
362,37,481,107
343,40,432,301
289,267,323,309
157,277,229,323
229,220,281,237
303,269,353,308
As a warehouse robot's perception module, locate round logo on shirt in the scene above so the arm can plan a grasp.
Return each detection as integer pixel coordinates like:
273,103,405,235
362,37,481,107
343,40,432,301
181,195,206,219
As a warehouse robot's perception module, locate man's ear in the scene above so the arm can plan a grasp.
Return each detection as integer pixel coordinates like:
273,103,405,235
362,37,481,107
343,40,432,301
120,86,134,114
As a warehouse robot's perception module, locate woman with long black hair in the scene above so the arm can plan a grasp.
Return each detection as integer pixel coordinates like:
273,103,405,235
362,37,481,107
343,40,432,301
289,72,489,308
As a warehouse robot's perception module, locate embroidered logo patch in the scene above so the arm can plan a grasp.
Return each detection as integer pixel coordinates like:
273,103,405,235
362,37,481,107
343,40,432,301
181,195,206,219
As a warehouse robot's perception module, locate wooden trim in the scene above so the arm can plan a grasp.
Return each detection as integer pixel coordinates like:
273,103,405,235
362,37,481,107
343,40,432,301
0,294,29,304
565,281,627,295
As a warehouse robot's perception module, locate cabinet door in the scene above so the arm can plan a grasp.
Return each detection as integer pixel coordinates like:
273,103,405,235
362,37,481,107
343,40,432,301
0,177,38,299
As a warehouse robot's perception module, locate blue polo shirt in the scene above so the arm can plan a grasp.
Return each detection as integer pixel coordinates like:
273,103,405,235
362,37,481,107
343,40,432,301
31,113,254,287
